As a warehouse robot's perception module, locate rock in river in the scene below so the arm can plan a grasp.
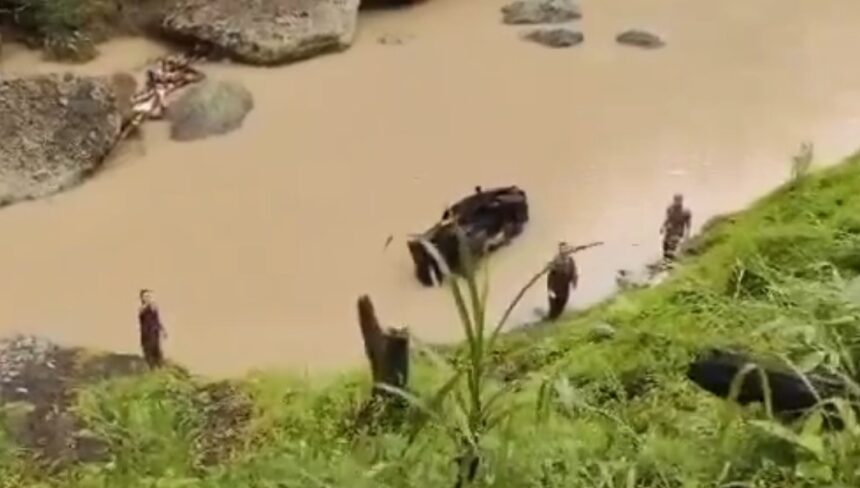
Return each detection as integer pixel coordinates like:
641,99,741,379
0,74,123,206
522,28,584,48
161,0,361,65
166,79,254,141
616,29,665,49
501,0,581,25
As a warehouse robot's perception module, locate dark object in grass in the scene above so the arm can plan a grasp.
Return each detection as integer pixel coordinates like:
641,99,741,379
358,296,409,396
407,186,529,286
686,347,848,421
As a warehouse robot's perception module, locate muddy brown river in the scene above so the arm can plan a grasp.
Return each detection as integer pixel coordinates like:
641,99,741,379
1,0,860,376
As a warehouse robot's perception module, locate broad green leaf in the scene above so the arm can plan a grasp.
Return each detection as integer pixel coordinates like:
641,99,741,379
750,420,801,446
797,351,826,373
796,460,833,482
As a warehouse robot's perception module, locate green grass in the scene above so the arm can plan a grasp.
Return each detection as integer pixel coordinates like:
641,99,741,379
0,0,159,61
5,153,860,486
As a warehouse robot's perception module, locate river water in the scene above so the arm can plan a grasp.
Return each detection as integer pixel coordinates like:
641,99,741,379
1,0,859,376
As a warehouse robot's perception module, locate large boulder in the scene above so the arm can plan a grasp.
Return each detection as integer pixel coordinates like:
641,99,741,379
501,0,581,25
0,74,122,206
161,0,361,65
166,79,254,141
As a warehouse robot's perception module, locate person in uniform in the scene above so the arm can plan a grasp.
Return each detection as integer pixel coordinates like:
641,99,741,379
660,193,692,260
138,289,168,369
546,242,579,320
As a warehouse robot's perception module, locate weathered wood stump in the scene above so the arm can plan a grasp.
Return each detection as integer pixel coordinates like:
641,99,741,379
355,295,410,429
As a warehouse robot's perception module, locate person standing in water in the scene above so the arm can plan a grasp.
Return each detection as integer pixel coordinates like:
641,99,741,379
660,193,692,260
138,289,167,369
546,242,579,320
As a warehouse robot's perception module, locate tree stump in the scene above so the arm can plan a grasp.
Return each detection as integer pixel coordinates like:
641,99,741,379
357,295,410,403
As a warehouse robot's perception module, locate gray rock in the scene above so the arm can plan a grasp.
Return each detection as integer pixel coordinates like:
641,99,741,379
616,29,665,49
0,74,122,207
522,28,583,48
161,0,361,65
166,79,254,141
501,0,581,25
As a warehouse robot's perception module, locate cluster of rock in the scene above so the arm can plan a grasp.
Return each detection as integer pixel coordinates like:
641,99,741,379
0,0,429,209
501,0,584,49
500,0,663,49
0,0,664,209
0,335,60,393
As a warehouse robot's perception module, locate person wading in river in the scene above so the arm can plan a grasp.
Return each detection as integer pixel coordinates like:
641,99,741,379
138,289,167,369
546,242,579,321
660,193,692,260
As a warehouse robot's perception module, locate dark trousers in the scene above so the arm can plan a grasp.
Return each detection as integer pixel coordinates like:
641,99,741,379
663,233,683,259
547,286,570,320
141,333,163,369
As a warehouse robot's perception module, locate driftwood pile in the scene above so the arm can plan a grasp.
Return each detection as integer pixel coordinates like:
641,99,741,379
120,53,206,139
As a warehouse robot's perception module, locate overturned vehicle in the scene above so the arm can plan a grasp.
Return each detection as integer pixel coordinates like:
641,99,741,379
407,186,529,286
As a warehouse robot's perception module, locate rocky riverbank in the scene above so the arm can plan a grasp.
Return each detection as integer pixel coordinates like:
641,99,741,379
0,335,149,466
0,334,252,471
2,154,860,486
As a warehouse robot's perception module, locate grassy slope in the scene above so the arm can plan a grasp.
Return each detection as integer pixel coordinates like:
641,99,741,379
4,155,860,487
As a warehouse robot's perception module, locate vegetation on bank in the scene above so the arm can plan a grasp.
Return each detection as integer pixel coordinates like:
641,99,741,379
0,0,162,61
2,151,860,487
